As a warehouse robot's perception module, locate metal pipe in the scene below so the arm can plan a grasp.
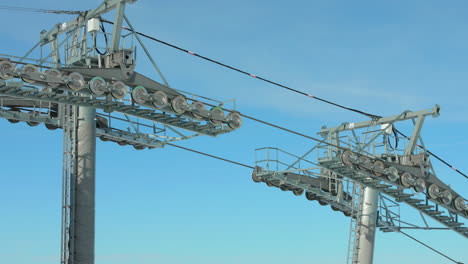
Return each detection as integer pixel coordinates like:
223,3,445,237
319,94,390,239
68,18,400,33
355,186,379,264
321,104,440,133
73,106,96,264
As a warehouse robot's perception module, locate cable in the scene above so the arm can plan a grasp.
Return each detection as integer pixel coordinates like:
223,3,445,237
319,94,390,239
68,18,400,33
10,60,468,180
386,127,399,151
124,28,467,180
10,59,346,152
2,6,466,180
392,127,399,150
100,19,379,120
164,144,463,264
2,5,465,263
399,231,464,264
3,7,466,180
165,143,464,264
395,129,468,180
94,20,108,55
202,102,353,154
1,8,375,118
100,19,468,180
0,6,84,15
167,143,254,169
242,113,334,147
426,150,468,179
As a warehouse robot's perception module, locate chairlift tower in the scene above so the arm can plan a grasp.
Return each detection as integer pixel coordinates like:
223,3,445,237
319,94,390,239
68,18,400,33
0,1,242,263
252,105,467,264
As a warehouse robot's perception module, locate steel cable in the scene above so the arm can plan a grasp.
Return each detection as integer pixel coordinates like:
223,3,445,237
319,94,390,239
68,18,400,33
105,21,467,181
0,6,84,15
399,231,464,264
167,143,254,169
0,7,466,263
1,6,464,179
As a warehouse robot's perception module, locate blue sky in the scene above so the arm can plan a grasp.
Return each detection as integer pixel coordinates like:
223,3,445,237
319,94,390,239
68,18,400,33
0,0,467,263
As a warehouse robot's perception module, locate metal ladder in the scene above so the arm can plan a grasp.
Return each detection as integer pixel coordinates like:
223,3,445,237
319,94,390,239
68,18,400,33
346,184,364,264
61,104,78,264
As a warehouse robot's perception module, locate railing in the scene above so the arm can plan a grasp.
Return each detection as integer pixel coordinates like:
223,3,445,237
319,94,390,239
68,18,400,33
254,146,359,207
378,195,401,231
255,147,316,173
317,125,414,162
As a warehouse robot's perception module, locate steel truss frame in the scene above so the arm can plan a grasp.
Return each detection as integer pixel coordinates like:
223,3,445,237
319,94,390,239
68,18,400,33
251,105,467,264
0,1,243,263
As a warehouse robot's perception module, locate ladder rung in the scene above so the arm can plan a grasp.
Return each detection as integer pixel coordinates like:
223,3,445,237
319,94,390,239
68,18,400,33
447,222,464,227
396,193,413,199
385,189,401,194
405,198,424,204
427,210,443,215
436,216,452,221
416,204,433,210
374,183,392,189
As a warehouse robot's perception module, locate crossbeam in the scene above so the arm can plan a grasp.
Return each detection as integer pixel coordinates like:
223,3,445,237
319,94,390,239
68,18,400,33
320,105,440,133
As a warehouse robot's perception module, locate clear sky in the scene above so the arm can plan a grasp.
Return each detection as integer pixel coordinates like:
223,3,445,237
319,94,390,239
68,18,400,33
0,0,467,263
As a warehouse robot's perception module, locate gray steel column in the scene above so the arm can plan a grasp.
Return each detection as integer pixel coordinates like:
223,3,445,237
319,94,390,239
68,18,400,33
73,106,96,264
356,187,379,264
